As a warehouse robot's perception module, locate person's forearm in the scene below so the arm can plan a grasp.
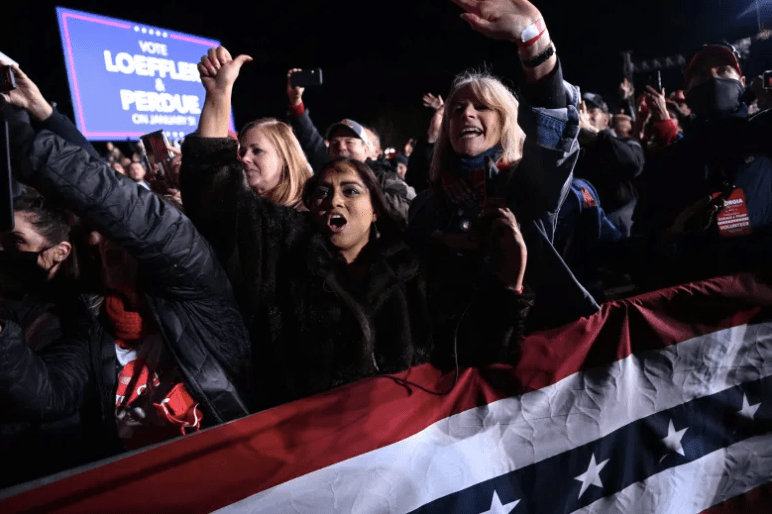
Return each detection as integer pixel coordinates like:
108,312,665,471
199,89,232,138
519,30,557,84
27,97,53,123
36,107,100,159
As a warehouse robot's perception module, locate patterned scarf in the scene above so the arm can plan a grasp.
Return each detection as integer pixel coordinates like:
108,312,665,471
441,145,506,207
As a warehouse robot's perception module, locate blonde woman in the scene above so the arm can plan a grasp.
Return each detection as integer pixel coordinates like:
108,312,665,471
408,0,599,328
238,118,312,209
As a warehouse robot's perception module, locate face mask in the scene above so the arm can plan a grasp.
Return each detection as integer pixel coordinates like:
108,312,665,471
0,249,52,296
686,77,744,120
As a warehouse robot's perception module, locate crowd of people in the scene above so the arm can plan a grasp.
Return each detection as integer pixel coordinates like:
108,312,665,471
1,0,771,489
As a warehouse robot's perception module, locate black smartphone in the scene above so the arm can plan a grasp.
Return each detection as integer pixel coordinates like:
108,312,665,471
0,66,16,93
290,69,323,88
140,130,173,178
0,119,13,232
650,70,662,91
763,70,772,91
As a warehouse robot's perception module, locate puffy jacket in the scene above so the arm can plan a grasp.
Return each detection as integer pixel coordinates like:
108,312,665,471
0,290,110,488
10,126,257,428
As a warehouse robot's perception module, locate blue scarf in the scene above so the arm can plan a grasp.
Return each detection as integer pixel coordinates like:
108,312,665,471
447,145,503,179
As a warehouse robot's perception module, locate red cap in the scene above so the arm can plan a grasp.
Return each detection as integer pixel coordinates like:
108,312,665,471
683,45,742,88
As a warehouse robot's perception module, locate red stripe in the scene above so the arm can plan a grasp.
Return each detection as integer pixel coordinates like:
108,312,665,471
700,480,772,513
2,272,770,514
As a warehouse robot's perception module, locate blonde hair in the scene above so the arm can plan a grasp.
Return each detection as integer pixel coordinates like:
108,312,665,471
430,72,525,184
239,118,313,208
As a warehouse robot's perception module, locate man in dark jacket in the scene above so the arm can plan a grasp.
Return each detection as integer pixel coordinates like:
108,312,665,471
575,92,645,236
285,71,415,226
629,44,772,285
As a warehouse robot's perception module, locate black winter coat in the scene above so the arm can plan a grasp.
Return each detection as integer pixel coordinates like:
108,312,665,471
11,127,257,429
574,129,645,214
0,291,111,489
180,136,533,410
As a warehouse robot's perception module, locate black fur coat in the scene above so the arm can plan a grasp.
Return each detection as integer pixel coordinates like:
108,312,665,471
181,136,533,410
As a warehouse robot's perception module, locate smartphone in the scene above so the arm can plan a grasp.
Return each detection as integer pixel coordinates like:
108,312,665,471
140,130,173,178
0,120,13,232
763,70,772,91
290,69,323,88
0,66,16,93
650,70,662,91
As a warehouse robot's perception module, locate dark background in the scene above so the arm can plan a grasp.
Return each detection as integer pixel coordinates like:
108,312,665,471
2,0,770,149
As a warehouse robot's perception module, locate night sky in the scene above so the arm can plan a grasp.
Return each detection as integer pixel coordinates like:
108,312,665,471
3,0,769,148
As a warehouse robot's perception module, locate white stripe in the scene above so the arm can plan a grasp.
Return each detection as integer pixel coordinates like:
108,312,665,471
213,322,772,514
573,434,772,514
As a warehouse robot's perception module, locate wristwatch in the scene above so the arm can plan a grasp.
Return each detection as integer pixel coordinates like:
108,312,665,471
521,42,555,69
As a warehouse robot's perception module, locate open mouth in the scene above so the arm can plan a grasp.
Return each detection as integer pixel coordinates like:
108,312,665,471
327,213,348,232
460,127,483,139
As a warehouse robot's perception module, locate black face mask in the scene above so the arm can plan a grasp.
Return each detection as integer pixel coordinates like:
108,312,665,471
686,77,744,120
0,249,51,297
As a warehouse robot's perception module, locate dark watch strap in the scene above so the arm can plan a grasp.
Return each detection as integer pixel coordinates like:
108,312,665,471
521,43,555,68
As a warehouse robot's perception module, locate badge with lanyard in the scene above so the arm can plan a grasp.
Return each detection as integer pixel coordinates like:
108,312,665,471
712,182,752,237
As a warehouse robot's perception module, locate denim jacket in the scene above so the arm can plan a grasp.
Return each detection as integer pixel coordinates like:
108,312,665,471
408,74,600,329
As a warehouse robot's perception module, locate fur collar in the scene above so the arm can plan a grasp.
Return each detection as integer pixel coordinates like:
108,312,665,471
306,230,421,302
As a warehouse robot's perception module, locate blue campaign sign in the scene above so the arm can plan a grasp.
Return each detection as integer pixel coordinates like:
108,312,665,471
56,7,235,141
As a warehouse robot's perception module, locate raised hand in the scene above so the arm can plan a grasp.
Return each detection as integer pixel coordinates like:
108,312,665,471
197,46,252,97
197,47,250,137
404,138,416,157
422,92,444,111
618,77,634,100
0,61,53,121
644,85,670,122
287,69,305,107
450,0,542,42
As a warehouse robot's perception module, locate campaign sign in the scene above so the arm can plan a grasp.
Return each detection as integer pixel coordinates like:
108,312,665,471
56,7,235,141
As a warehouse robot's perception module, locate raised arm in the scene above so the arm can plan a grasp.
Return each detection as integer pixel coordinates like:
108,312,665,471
4,104,232,300
285,69,329,171
0,61,99,159
453,0,579,240
453,0,557,82
197,47,253,138
181,49,310,306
